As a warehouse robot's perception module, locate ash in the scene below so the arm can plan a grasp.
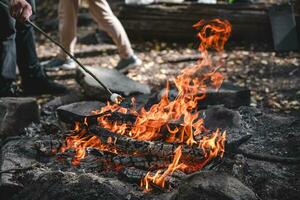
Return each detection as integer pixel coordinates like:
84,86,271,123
1,101,299,200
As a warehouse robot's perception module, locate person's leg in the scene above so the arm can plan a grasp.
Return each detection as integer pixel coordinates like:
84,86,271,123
15,0,41,80
0,0,17,82
87,0,134,59
58,0,79,58
0,0,18,96
87,0,141,73
42,0,79,69
14,0,67,94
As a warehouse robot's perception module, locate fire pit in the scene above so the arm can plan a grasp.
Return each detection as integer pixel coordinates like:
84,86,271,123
1,19,300,200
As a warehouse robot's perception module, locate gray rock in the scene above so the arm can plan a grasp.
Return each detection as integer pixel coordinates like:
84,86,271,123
43,92,85,111
0,137,38,196
0,137,137,200
204,106,242,130
0,97,40,137
76,66,151,100
13,171,134,200
171,171,258,200
159,82,250,109
57,101,105,124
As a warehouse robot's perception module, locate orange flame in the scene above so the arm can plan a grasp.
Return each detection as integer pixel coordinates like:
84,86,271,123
141,146,188,191
60,18,231,191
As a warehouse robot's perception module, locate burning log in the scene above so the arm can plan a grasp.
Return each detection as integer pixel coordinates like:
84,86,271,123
88,148,171,170
89,126,207,160
120,167,180,189
112,155,170,170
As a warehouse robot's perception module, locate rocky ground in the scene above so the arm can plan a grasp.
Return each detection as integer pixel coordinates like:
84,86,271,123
1,1,299,199
33,25,300,117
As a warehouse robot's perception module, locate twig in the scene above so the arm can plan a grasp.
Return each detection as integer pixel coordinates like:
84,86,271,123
237,149,300,164
164,55,200,63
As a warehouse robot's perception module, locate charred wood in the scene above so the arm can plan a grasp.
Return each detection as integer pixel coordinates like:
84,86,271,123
120,167,179,189
112,155,171,170
89,126,206,160
89,149,170,170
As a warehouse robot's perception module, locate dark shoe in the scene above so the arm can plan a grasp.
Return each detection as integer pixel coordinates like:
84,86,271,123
0,81,20,97
115,55,142,73
22,76,67,95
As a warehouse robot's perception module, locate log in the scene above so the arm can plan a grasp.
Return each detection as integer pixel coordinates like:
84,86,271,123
117,3,271,42
112,155,171,170
89,126,206,160
120,167,179,189
116,2,300,42
88,148,171,170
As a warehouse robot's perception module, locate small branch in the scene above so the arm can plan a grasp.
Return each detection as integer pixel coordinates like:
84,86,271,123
164,55,200,64
237,149,300,164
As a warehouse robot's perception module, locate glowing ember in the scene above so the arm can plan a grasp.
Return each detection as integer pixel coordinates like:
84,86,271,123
59,18,231,191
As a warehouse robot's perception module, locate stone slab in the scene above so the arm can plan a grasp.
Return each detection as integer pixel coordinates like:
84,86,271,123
159,82,250,109
76,66,151,100
57,101,105,124
172,171,258,200
0,97,40,137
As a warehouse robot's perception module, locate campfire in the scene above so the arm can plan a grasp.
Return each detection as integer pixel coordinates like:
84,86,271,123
59,19,231,191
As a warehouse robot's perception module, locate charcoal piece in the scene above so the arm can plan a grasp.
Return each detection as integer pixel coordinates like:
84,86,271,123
172,171,258,200
76,66,151,100
33,139,62,156
57,101,105,124
158,82,250,109
0,97,40,137
112,155,170,170
120,167,147,182
120,167,179,188
232,154,248,180
204,106,242,130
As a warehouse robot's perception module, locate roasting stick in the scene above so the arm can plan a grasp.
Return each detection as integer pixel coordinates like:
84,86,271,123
0,1,123,104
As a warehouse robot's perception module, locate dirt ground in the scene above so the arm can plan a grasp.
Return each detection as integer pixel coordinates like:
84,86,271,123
32,22,300,117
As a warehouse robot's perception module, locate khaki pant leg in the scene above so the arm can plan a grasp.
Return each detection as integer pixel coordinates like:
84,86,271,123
87,0,133,58
58,0,80,58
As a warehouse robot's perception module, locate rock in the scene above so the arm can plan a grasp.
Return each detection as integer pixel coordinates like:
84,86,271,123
57,101,105,124
204,106,242,130
232,154,248,181
159,82,250,109
0,98,40,137
0,137,38,198
76,66,151,100
0,137,138,200
171,171,258,200
42,92,85,111
12,171,137,200
201,82,250,108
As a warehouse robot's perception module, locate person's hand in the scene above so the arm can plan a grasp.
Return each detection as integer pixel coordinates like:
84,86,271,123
10,0,32,22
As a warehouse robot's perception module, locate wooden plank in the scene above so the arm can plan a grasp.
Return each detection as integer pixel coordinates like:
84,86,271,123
115,2,299,42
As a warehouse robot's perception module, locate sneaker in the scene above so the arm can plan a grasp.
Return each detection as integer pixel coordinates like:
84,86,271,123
22,75,67,95
42,57,76,70
61,58,77,70
115,55,142,73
